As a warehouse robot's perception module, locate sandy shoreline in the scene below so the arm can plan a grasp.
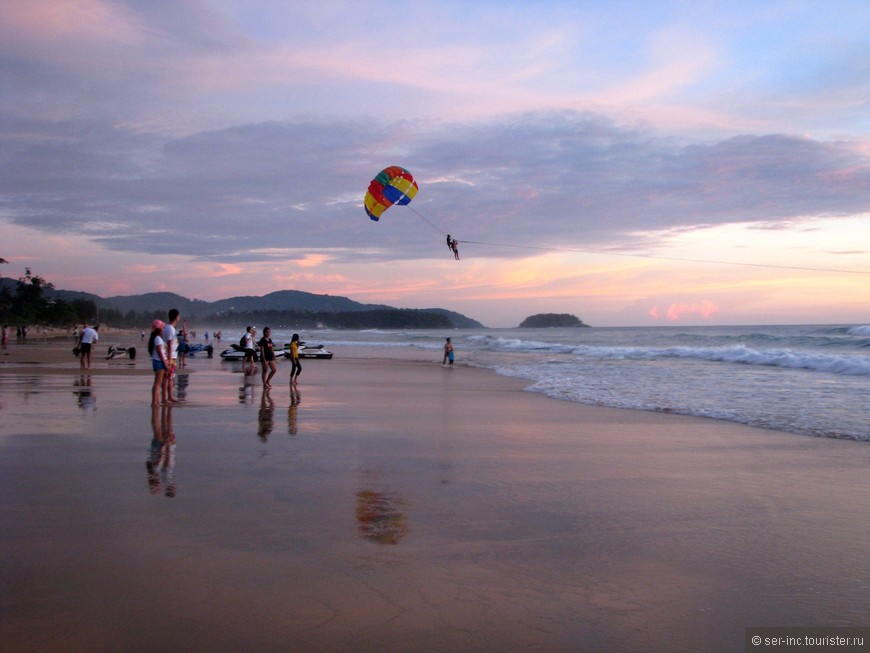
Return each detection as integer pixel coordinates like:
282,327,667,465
1,329,157,375
1,336,868,651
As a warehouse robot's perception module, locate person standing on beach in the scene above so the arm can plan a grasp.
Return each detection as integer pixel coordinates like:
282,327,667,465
1,324,7,349
258,327,277,388
289,333,302,386
148,319,169,406
162,309,180,403
242,326,257,377
443,337,455,366
177,328,188,369
78,322,99,370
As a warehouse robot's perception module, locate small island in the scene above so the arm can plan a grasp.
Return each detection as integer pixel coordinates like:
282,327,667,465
518,313,590,328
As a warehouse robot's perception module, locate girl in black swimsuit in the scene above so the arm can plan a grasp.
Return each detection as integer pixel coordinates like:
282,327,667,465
258,327,277,388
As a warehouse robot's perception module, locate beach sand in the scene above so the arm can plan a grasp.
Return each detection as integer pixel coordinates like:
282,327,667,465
1,336,868,652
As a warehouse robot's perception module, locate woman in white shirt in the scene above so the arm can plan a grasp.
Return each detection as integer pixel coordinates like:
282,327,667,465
148,319,169,406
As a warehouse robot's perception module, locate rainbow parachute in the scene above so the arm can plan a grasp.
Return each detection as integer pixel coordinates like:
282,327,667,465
364,166,418,221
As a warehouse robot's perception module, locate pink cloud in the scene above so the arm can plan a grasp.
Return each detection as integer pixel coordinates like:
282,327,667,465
0,1,143,56
649,300,719,321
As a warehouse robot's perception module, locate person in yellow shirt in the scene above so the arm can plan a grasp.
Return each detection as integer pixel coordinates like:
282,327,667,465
289,333,302,386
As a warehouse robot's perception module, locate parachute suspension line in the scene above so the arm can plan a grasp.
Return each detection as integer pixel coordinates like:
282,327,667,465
406,205,450,237
364,168,868,274
363,166,451,245
364,167,866,275
459,239,870,276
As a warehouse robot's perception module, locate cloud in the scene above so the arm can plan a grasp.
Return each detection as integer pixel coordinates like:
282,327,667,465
2,111,868,267
649,300,719,321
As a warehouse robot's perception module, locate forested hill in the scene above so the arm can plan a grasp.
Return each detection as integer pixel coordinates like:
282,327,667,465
96,289,393,316
0,279,484,329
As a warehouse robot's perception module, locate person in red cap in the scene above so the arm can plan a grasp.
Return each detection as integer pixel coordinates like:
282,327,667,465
148,319,169,406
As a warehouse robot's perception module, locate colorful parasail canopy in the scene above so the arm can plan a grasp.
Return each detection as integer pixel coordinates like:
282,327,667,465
364,166,418,221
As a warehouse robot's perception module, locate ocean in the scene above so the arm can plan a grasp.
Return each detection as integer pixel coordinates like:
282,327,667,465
260,324,870,442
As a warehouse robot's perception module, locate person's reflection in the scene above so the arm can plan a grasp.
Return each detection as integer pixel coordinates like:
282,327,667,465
146,405,176,497
73,375,96,411
174,372,189,402
257,388,275,441
239,373,255,405
288,387,300,436
355,490,409,545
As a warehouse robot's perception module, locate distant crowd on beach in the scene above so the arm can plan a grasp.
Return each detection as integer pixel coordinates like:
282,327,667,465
1,324,33,347
41,307,305,406
237,325,303,390
140,307,304,406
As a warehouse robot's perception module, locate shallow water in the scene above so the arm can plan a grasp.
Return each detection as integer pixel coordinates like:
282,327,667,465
260,324,870,441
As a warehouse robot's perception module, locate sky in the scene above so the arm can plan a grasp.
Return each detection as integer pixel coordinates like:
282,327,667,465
1,0,869,327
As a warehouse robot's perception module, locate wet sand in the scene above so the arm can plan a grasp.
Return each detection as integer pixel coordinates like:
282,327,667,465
1,337,869,652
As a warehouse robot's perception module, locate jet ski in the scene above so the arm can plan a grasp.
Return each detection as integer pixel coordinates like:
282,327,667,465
293,344,334,359
219,343,288,361
183,343,214,357
105,345,137,360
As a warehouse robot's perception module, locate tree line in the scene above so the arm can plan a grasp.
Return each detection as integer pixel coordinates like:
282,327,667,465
206,308,452,329
0,268,166,328
0,269,95,327
1,268,453,330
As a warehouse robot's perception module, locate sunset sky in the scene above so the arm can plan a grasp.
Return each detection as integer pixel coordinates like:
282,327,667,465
1,0,869,327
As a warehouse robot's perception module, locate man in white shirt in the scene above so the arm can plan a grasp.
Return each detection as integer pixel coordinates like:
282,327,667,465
162,309,180,402
78,322,99,370
242,325,257,377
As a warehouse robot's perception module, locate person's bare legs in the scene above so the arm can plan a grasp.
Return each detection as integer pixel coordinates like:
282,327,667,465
162,361,176,403
152,369,165,406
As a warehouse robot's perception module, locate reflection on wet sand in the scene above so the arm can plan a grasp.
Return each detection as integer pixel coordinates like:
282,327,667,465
355,490,408,545
288,387,300,436
257,388,275,441
146,405,176,498
174,372,190,402
239,373,255,405
72,374,95,410
4,374,45,404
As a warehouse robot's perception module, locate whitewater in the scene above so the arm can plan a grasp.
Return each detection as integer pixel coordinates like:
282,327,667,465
267,324,870,442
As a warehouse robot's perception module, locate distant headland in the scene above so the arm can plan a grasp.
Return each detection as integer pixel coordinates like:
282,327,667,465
518,313,589,328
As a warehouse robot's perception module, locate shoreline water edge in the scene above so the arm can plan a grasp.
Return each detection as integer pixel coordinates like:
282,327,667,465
261,323,870,442
2,322,869,442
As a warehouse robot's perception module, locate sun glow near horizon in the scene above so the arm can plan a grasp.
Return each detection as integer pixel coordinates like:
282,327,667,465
2,211,868,327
